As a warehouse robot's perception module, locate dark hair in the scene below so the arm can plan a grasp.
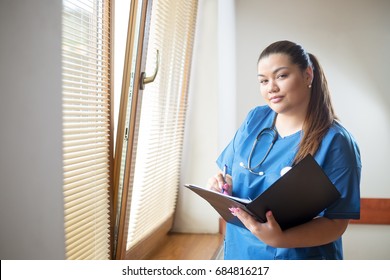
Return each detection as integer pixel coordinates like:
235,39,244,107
258,40,336,164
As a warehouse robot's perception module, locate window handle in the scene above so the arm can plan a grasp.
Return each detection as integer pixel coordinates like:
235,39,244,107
140,50,159,90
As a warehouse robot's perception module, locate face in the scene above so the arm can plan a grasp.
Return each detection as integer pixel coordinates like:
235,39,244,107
257,53,312,116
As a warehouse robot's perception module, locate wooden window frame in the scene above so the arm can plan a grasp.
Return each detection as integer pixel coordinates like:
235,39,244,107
112,0,151,260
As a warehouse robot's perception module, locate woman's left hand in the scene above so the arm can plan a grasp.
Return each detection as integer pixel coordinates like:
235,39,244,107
230,208,283,247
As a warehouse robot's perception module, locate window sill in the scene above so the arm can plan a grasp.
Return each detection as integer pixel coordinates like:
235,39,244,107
148,233,224,260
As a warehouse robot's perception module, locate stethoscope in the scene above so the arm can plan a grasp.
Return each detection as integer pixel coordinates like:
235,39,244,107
239,127,279,176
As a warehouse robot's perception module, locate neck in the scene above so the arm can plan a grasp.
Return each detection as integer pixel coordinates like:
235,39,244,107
274,112,306,138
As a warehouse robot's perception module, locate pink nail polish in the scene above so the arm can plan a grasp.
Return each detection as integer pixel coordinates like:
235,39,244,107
230,207,240,216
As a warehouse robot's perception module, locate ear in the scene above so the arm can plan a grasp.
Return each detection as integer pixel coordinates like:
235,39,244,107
305,66,314,87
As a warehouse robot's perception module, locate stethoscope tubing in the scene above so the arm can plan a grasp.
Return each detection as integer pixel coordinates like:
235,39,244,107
242,127,278,174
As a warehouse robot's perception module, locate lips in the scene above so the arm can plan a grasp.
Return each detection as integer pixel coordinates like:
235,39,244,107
269,95,283,103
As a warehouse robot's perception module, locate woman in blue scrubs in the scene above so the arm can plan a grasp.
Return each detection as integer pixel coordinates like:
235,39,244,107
207,40,361,260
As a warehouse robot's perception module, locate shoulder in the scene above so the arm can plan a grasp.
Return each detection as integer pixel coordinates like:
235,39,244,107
316,121,362,169
243,105,274,126
237,105,275,136
233,106,275,142
325,121,360,153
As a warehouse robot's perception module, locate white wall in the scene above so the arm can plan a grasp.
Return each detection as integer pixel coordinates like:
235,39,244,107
0,0,66,259
174,0,221,233
175,0,390,259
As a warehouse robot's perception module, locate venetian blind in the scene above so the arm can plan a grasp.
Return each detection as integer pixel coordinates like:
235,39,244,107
62,0,112,260
126,0,198,250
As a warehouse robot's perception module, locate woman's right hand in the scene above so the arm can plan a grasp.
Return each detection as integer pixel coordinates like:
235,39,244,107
206,171,232,195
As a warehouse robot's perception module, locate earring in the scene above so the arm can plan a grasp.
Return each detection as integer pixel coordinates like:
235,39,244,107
308,84,312,88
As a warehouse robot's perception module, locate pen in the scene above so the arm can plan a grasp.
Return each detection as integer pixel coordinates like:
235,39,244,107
222,164,227,194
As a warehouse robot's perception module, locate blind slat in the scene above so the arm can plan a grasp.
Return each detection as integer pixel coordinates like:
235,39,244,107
63,152,109,167
65,209,109,237
64,166,109,186
64,190,110,218
63,136,109,147
63,127,110,136
64,202,109,228
64,178,109,195
64,188,109,208
63,46,111,63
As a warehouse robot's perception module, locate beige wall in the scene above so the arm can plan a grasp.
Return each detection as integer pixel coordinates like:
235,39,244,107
0,0,65,259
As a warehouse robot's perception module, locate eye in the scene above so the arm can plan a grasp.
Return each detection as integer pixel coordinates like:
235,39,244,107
259,79,268,85
277,73,288,79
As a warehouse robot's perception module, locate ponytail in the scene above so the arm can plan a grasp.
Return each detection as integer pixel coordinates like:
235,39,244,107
294,53,336,164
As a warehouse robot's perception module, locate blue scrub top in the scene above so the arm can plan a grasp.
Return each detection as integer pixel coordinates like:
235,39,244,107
216,106,361,260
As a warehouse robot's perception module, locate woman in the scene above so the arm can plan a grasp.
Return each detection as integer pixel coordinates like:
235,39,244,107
207,40,361,260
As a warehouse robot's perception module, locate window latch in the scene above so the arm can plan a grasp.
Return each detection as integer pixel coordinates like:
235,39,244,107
140,50,159,90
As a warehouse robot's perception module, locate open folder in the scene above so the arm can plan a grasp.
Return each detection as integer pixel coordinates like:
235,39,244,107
184,154,341,230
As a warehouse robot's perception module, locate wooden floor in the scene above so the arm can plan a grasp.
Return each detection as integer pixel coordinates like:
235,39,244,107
148,233,223,260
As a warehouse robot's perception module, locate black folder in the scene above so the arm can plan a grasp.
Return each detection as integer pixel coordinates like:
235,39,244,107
184,154,341,230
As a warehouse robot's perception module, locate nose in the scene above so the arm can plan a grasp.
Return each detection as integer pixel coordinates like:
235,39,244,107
268,80,278,93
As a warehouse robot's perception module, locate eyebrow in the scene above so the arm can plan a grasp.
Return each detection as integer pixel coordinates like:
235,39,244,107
257,66,289,77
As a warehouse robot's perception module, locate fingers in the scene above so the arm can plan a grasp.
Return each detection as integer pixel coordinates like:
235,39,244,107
230,208,282,247
219,171,233,195
206,176,220,192
230,207,256,230
231,208,262,238
230,208,274,227
207,172,232,195
216,182,231,195
265,211,277,227
215,172,226,188
221,183,230,195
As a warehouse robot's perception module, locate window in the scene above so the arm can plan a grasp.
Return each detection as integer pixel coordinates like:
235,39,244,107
62,0,112,260
113,0,198,259
61,0,197,259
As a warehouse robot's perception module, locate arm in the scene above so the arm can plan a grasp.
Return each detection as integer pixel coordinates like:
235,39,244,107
232,208,349,248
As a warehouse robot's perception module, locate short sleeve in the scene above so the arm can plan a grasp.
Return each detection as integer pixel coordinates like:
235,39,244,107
316,123,362,219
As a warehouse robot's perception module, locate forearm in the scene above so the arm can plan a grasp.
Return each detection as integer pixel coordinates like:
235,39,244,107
273,217,349,248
